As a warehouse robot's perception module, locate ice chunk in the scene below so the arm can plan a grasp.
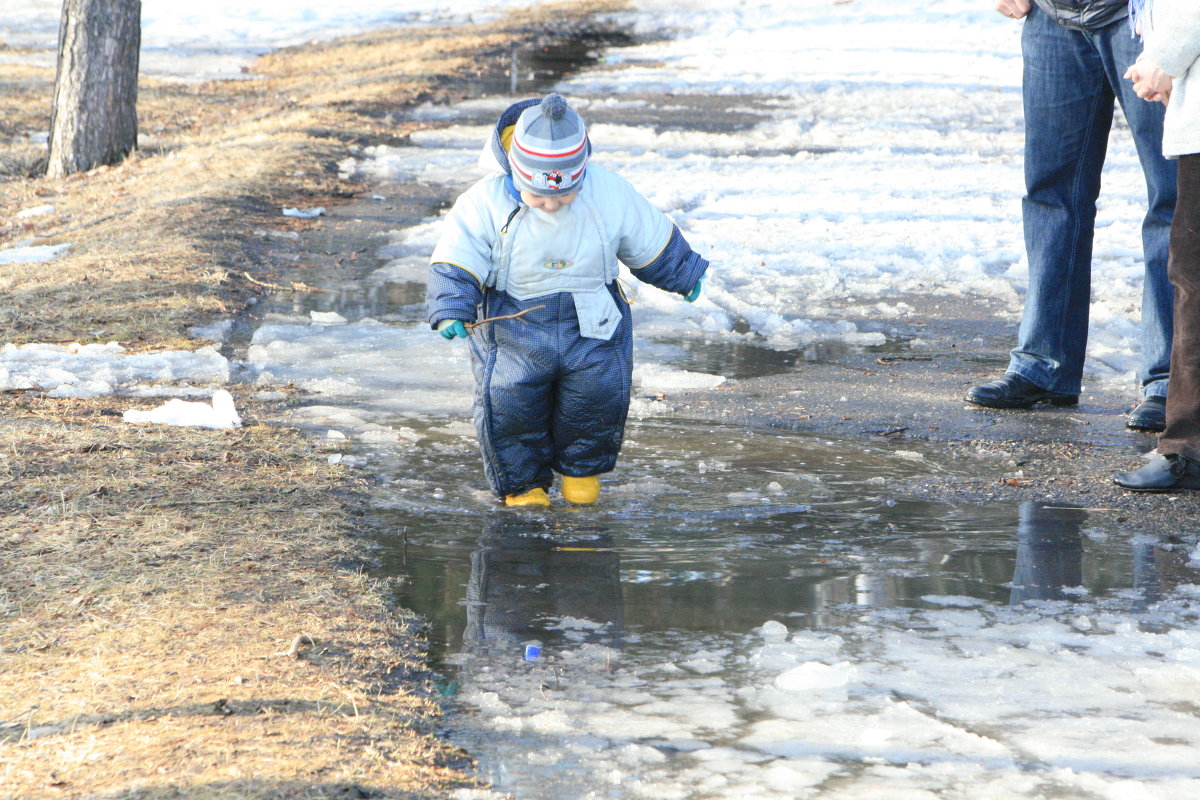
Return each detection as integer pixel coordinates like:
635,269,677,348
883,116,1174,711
0,243,70,264
634,364,725,392
190,319,233,343
526,709,572,734
757,620,789,641
679,657,725,675
774,661,854,693
310,310,348,325
123,389,241,429
762,759,842,792
48,380,113,399
921,595,985,608
0,342,229,394
16,204,55,219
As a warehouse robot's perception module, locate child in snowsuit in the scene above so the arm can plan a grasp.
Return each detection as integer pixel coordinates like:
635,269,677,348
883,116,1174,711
426,93,709,507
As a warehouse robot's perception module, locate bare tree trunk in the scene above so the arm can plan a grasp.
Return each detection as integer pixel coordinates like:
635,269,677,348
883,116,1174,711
47,0,141,179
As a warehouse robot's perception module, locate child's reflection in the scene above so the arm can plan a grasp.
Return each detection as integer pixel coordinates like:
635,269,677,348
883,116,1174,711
463,513,624,655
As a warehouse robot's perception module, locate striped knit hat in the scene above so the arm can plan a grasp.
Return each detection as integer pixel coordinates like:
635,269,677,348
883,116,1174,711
508,93,589,196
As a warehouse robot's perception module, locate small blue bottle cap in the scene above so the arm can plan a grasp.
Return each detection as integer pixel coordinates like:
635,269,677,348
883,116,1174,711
524,644,541,660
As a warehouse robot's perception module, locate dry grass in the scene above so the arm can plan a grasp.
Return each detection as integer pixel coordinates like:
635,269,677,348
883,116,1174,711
0,394,470,798
0,2,628,796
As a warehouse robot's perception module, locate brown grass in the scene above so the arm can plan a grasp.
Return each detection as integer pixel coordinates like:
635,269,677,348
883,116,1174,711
0,394,470,798
0,2,628,796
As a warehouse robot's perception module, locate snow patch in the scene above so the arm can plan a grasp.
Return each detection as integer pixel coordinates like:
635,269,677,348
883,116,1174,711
123,389,241,429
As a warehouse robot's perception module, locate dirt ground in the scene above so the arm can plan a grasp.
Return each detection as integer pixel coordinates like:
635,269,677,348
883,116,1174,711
0,3,625,798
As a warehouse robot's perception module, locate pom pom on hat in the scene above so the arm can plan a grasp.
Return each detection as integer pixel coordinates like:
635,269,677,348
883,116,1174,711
540,93,569,121
509,93,589,197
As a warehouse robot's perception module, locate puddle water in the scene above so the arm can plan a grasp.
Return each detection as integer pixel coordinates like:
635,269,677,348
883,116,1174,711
635,337,914,381
357,418,1200,799
262,280,427,324
464,29,643,98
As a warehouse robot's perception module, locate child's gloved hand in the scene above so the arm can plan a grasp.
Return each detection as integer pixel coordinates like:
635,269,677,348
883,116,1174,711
437,319,469,339
683,275,705,303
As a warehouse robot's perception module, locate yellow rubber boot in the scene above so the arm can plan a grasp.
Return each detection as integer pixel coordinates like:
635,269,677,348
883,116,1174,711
561,475,600,505
504,487,550,508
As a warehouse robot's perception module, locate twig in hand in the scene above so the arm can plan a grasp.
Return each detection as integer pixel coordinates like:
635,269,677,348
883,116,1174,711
274,634,314,659
467,304,546,329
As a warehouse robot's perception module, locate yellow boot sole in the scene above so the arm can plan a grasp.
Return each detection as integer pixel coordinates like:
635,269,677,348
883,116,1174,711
504,487,550,507
561,475,600,505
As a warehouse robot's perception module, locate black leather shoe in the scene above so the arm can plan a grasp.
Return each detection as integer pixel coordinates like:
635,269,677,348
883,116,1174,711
965,373,1079,409
1126,396,1166,432
1113,453,1200,492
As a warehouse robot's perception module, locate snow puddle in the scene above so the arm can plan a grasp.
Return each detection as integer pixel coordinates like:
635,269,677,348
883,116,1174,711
355,419,1200,800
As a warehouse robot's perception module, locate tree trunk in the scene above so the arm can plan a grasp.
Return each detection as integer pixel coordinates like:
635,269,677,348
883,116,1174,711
47,0,141,179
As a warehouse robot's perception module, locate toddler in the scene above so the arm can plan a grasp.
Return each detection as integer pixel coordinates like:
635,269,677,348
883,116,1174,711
427,93,709,507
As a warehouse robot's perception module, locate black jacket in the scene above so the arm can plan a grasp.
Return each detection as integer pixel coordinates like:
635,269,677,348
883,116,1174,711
1032,0,1128,31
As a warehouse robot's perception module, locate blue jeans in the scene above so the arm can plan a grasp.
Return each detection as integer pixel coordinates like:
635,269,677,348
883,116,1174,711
1010,5,1176,398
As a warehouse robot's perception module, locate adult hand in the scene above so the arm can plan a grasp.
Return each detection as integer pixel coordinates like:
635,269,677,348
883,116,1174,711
995,0,1031,20
437,319,469,339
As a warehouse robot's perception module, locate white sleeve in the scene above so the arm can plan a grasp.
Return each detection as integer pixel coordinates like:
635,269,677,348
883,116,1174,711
610,173,674,268
1143,2,1200,79
430,181,499,286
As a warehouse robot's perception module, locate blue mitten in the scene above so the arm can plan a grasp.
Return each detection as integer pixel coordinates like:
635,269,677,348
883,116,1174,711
437,320,469,339
683,275,705,303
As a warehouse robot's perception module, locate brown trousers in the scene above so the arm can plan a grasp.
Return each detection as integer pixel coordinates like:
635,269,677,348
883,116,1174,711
1159,154,1200,461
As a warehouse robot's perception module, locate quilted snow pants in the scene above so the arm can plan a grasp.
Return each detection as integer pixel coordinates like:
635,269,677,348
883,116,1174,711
468,286,633,498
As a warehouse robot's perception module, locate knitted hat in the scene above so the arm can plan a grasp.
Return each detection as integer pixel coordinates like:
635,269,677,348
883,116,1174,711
508,93,589,196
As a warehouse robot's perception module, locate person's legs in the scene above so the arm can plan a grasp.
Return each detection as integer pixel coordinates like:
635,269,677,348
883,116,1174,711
1097,20,1176,401
1114,156,1200,491
1157,155,1200,460
552,289,633,490
1009,6,1114,396
471,293,559,500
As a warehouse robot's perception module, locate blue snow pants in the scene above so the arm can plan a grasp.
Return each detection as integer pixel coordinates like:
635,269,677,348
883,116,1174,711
468,286,633,498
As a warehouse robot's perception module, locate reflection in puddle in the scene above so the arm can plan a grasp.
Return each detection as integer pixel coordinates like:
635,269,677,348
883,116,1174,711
465,516,624,656
362,419,1200,799
462,28,642,98
1010,502,1086,603
637,336,912,381
264,280,427,322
